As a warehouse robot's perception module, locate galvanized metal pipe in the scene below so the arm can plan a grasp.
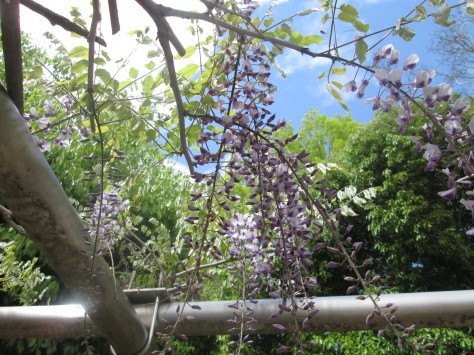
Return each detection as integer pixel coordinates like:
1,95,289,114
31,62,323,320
0,290,472,339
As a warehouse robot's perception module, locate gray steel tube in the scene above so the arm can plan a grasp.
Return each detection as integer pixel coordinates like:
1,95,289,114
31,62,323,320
0,290,472,339
0,87,148,353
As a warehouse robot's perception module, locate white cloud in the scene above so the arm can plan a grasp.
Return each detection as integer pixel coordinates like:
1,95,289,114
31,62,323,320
257,0,289,4
277,50,331,75
163,158,191,176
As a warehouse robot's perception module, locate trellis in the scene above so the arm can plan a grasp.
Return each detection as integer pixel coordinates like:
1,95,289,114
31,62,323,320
0,1,473,354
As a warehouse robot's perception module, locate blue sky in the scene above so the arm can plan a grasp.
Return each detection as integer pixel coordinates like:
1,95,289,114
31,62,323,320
256,0,467,129
20,0,466,130
18,0,469,172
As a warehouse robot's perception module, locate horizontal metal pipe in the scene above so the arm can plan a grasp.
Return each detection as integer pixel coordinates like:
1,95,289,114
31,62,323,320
0,290,472,339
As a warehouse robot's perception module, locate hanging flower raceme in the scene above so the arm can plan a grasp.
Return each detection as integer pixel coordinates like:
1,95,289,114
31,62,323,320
346,43,473,236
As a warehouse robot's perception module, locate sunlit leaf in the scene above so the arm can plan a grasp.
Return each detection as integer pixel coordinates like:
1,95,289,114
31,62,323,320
175,45,196,59
94,57,106,66
95,68,112,84
467,0,474,14
297,8,322,16
396,27,416,41
432,4,455,27
337,12,356,24
264,17,275,27
326,83,349,111
68,46,88,59
129,68,139,79
415,5,427,18
353,20,370,32
341,205,357,216
178,64,199,79
26,66,43,80
331,67,346,75
355,40,368,63
144,61,155,70
340,4,359,18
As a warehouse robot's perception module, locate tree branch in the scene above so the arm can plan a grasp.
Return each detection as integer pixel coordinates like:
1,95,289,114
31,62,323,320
107,0,120,34
19,0,107,47
136,0,195,174
87,0,101,133
133,1,369,72
0,205,27,236
1,0,24,114
135,0,185,56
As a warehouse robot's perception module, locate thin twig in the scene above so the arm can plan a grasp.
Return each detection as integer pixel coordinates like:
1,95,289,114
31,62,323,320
0,205,27,236
174,249,276,279
134,2,369,71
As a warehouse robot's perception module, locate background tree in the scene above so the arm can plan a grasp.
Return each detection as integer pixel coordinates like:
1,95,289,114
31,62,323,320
430,8,474,95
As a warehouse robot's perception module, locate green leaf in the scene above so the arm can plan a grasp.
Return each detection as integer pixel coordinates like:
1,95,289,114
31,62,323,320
331,81,343,89
142,75,155,96
301,34,324,46
432,4,455,26
415,5,427,18
174,45,196,59
71,59,88,74
95,68,111,84
321,13,330,26
355,40,368,63
341,205,357,216
68,46,88,59
337,12,356,24
26,66,43,80
297,8,322,16
290,31,323,46
275,27,288,39
263,18,275,27
397,27,416,41
144,61,156,70
331,67,346,75
129,68,139,79
102,51,111,61
353,20,370,32
362,187,377,199
467,0,474,14
148,50,160,58
326,83,349,111
94,57,106,66
353,196,367,206
177,63,199,79
118,80,133,92
146,129,157,142
281,23,292,35
340,4,359,18
318,71,327,80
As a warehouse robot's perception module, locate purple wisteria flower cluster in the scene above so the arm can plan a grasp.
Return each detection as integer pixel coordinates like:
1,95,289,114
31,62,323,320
345,44,473,235
183,41,372,353
82,189,129,256
22,96,90,152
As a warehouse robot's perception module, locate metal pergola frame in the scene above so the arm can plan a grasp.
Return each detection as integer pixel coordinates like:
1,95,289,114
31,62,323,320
1,290,473,340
